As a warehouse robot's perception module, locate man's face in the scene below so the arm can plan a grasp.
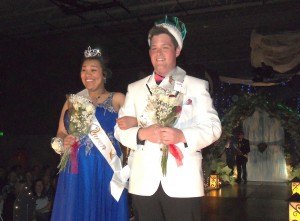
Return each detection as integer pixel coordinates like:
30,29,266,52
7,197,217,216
149,33,181,76
238,133,244,140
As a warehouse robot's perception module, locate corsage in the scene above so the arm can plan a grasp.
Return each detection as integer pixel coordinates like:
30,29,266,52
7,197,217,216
51,137,64,154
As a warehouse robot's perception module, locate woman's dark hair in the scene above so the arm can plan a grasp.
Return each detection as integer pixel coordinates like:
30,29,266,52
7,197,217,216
148,26,178,49
33,179,46,198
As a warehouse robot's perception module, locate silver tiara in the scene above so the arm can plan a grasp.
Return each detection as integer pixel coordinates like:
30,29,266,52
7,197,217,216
84,46,101,58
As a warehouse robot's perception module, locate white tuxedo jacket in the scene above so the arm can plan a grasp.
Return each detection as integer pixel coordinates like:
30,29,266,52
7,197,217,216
115,67,221,198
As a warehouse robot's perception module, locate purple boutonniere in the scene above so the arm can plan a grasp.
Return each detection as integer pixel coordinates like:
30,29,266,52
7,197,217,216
185,98,192,105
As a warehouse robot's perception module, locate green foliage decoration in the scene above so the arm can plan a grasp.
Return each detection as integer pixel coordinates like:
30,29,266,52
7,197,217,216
204,94,300,184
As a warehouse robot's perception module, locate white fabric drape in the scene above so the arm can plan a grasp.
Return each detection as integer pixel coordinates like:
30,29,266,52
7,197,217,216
250,30,300,73
243,109,287,182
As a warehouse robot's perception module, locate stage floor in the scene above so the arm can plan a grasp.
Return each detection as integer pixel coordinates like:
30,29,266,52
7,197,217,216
203,181,290,221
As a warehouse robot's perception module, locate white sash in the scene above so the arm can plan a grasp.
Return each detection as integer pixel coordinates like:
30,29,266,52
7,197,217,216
88,116,130,201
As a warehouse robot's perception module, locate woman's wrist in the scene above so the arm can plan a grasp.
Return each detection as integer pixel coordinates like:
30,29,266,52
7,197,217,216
51,137,64,154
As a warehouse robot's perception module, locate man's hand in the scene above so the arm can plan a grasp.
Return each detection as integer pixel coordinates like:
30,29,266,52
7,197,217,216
117,116,138,130
160,127,186,145
138,124,162,143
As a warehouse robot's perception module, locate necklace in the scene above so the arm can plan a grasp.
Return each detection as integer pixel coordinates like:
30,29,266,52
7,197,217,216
90,89,106,105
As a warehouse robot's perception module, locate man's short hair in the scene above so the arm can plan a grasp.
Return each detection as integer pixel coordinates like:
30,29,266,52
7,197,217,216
238,131,244,136
148,26,179,49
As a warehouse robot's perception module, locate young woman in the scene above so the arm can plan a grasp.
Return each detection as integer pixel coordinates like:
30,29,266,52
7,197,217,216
34,179,51,221
51,47,134,221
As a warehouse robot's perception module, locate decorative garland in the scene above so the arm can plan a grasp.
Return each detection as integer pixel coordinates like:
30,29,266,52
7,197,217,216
204,94,300,184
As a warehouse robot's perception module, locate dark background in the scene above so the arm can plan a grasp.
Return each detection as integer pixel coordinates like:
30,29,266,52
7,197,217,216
0,0,299,166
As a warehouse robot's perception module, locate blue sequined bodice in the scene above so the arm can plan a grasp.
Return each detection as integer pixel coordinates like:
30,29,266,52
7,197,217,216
63,93,121,156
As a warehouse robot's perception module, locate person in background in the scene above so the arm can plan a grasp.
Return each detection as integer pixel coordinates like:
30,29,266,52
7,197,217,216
13,179,35,221
0,168,5,190
34,179,51,221
115,15,221,221
224,137,236,176
0,168,5,219
1,170,18,221
25,171,34,191
32,165,42,182
1,170,18,200
42,174,54,201
235,131,250,184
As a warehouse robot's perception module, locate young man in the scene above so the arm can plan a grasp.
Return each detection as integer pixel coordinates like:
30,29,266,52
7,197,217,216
235,131,250,184
115,16,222,221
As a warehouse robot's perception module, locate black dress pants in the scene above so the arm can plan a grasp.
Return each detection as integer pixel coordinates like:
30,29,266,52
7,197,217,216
236,158,247,182
132,184,202,221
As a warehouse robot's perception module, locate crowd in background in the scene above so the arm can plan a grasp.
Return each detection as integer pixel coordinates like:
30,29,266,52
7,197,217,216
0,164,58,221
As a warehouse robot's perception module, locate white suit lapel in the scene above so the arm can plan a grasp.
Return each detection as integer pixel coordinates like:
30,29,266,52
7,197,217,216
156,66,187,94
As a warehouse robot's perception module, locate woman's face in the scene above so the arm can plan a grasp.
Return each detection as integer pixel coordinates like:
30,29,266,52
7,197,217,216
8,171,17,184
43,175,50,185
80,59,105,92
26,172,33,182
35,181,43,194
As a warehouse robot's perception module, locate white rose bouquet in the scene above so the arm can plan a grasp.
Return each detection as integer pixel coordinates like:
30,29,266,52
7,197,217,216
145,86,183,176
57,94,95,173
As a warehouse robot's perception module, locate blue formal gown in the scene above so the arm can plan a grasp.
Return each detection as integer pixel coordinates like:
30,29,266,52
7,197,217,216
51,93,129,221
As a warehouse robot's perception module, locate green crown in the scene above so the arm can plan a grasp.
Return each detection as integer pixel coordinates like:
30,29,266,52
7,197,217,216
155,15,187,40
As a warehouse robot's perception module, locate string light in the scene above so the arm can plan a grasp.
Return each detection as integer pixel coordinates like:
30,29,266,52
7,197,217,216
281,82,287,86
247,85,252,94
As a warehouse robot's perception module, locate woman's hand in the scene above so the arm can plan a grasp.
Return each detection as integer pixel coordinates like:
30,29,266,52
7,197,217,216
63,135,78,150
117,116,138,130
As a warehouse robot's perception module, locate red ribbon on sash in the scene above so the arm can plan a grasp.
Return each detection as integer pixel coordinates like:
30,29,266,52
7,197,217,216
70,141,80,174
168,144,183,166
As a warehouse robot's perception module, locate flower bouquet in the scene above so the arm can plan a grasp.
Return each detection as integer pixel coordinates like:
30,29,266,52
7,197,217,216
58,94,95,173
145,86,183,176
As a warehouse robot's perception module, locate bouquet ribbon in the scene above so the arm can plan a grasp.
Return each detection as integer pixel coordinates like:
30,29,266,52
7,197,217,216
168,144,183,166
70,141,80,174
